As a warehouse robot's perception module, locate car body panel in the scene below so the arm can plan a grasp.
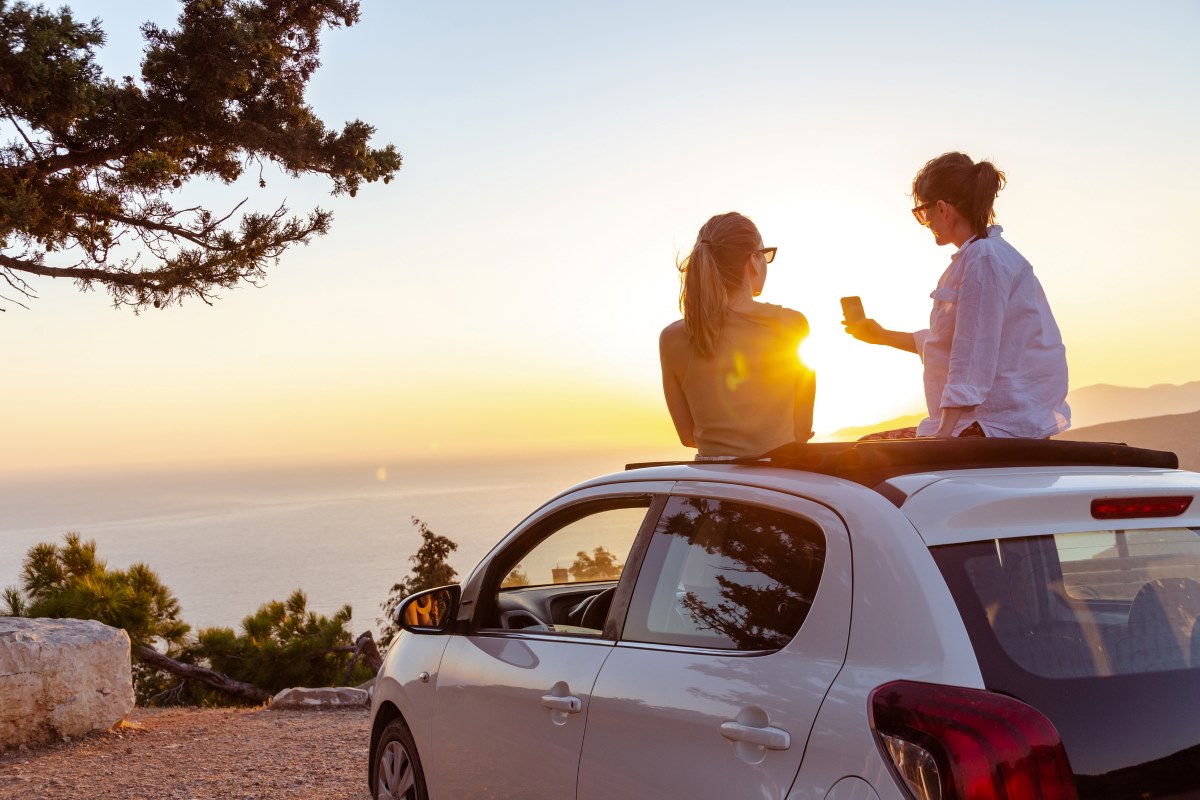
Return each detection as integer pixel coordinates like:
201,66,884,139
895,467,1200,545
431,633,613,799
369,631,451,796
822,775,882,800
788,478,984,800
577,485,852,800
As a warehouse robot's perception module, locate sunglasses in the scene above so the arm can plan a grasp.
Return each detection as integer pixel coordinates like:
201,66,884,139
758,247,777,264
911,202,936,226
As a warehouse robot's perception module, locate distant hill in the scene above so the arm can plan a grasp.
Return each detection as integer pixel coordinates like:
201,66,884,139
1058,410,1200,471
1066,381,1200,428
821,413,927,442
823,381,1200,442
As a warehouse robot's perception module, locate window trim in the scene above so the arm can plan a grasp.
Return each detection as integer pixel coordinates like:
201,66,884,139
614,640,776,658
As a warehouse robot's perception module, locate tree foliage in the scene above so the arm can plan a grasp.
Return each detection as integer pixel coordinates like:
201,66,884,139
3,532,374,706
187,589,374,696
0,0,400,310
501,563,529,588
568,546,623,582
3,531,189,647
379,516,458,647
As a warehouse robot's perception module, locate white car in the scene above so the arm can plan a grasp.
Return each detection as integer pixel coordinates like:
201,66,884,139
368,439,1200,800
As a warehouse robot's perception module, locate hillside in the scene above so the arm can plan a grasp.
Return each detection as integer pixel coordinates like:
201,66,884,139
819,413,927,442
1066,381,1200,428
824,381,1200,442
1059,410,1200,471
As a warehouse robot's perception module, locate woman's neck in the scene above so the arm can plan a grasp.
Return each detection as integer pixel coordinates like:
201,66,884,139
726,286,757,313
949,219,979,248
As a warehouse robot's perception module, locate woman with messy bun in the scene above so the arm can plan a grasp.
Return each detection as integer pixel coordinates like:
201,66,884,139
660,211,815,458
845,152,1070,438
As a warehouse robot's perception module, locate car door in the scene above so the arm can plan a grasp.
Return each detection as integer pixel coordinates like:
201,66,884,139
577,482,852,800
430,488,666,800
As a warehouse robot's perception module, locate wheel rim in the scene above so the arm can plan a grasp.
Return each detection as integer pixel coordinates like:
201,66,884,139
377,739,417,800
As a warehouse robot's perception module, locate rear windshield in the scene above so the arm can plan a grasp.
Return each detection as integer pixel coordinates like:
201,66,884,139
933,529,1200,797
935,528,1200,678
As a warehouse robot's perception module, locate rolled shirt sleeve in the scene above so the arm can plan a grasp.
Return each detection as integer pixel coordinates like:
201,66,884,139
940,253,1007,409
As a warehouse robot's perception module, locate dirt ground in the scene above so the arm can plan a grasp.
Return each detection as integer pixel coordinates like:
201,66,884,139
0,705,372,799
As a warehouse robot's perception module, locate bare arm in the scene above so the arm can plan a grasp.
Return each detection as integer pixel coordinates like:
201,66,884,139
842,319,918,354
659,325,697,448
794,365,816,442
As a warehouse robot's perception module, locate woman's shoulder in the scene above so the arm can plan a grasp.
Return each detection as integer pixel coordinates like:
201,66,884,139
962,227,1031,279
660,319,690,352
759,303,809,336
660,318,687,338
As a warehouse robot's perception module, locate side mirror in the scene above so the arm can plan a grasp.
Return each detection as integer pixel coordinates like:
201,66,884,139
397,585,461,634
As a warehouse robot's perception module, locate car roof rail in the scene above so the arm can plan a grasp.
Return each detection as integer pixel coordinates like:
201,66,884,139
626,439,1179,488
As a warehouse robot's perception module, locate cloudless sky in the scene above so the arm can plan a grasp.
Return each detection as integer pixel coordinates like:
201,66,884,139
4,0,1199,474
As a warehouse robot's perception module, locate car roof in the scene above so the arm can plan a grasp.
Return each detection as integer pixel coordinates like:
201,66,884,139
624,439,1178,489
609,440,1197,546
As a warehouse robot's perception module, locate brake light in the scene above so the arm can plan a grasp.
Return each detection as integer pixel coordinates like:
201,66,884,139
1090,496,1192,519
870,681,1077,800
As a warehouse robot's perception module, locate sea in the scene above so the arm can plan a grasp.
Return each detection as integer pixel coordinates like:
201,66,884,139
0,451,674,636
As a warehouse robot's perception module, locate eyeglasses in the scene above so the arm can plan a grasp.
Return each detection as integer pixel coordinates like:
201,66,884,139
758,247,777,264
911,202,936,226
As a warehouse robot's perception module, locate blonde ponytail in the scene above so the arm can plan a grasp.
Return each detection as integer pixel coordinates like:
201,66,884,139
676,212,761,358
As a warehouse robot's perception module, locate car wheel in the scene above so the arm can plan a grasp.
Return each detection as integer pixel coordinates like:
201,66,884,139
374,717,428,800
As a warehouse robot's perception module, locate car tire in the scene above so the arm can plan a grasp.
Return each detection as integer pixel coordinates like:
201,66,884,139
374,717,428,800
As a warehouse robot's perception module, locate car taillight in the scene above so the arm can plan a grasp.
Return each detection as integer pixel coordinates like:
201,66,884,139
1090,495,1192,519
869,681,1077,800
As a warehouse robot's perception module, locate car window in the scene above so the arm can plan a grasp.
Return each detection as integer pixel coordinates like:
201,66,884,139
501,503,647,589
934,528,1200,678
1056,527,1200,602
621,495,826,651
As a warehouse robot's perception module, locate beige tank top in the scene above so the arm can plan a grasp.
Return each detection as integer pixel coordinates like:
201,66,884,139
682,303,809,457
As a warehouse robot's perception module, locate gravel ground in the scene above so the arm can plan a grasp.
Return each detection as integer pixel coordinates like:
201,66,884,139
0,706,372,799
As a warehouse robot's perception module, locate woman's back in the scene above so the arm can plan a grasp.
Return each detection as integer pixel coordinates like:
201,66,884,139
660,211,814,458
672,303,809,457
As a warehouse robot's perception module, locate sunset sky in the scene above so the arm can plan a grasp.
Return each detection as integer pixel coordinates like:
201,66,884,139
4,0,1199,475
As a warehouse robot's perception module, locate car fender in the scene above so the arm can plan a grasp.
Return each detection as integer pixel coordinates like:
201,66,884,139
370,630,451,795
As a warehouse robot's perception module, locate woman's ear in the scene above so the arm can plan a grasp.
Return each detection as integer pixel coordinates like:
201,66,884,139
747,254,766,297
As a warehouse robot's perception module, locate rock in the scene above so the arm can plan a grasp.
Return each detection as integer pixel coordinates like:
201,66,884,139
268,686,369,709
0,618,135,749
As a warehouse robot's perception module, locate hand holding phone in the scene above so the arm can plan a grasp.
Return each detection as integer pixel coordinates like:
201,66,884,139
840,296,865,325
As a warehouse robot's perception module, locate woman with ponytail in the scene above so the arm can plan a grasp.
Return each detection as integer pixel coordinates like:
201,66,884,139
660,212,815,458
845,152,1070,438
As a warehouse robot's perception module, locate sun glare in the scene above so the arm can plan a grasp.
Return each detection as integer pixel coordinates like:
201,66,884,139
801,326,924,436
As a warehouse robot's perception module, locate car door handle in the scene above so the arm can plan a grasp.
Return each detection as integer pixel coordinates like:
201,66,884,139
719,721,791,750
541,694,582,714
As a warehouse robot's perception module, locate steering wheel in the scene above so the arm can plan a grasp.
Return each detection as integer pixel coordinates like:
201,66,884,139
580,586,617,630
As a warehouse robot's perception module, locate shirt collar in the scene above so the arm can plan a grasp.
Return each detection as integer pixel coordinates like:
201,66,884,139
950,225,1002,260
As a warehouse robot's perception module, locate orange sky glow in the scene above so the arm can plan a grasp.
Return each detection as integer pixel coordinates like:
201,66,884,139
3,1,1198,476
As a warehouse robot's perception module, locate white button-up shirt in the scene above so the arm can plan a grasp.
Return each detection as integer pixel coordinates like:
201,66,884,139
913,226,1071,438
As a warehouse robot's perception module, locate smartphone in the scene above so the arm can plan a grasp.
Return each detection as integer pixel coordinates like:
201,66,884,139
840,296,865,324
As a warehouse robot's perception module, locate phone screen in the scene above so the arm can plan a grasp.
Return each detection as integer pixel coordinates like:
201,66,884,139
840,296,865,324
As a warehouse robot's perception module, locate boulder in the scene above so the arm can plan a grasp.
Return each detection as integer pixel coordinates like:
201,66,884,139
0,618,135,748
269,686,369,709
